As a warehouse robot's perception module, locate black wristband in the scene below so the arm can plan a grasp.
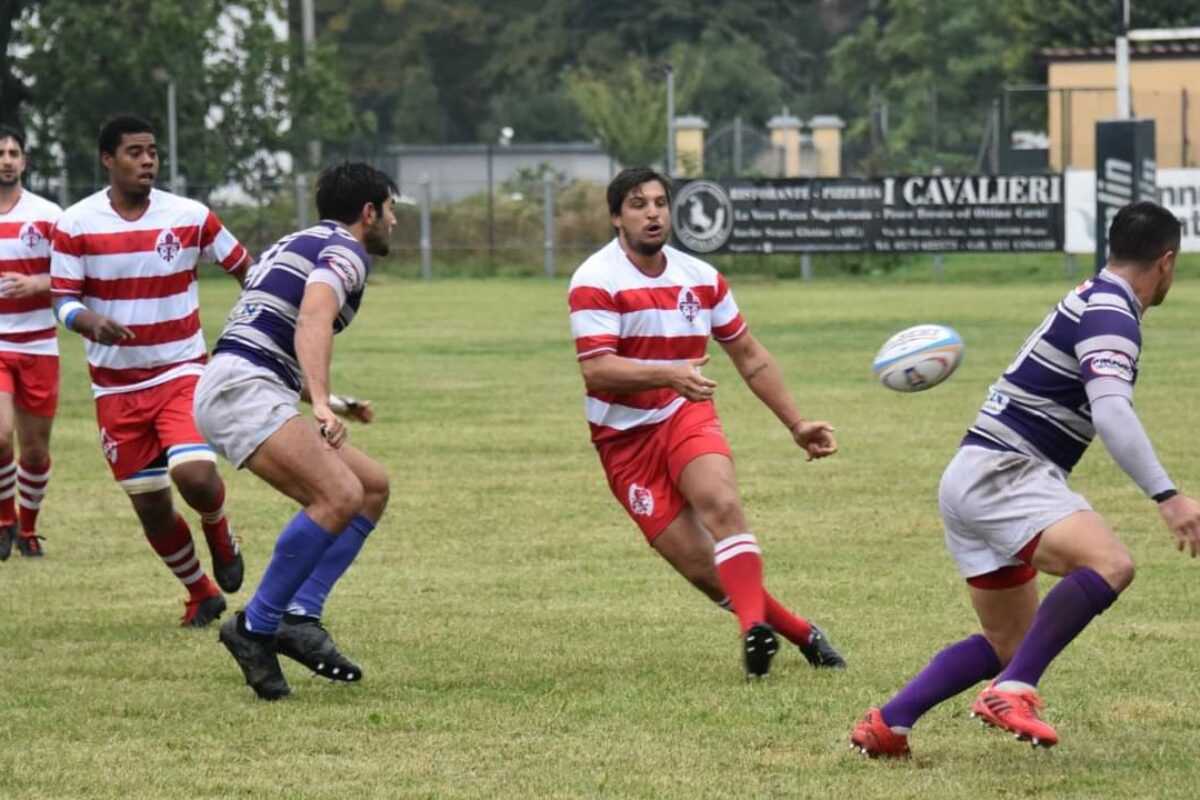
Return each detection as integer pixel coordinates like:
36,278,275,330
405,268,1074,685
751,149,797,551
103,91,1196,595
1153,489,1178,504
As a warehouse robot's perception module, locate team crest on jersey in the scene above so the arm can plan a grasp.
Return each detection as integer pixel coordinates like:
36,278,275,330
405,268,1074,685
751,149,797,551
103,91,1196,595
326,253,358,291
678,288,701,323
628,483,654,517
156,229,182,263
99,428,118,464
19,222,42,249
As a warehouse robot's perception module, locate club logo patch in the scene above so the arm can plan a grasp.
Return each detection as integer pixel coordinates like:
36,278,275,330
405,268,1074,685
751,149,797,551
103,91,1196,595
156,229,182,263
325,252,359,290
1087,351,1135,382
19,223,42,249
628,483,654,517
100,428,118,464
678,287,701,323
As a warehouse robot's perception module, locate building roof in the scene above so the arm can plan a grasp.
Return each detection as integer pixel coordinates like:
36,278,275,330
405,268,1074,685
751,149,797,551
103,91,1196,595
1039,40,1200,62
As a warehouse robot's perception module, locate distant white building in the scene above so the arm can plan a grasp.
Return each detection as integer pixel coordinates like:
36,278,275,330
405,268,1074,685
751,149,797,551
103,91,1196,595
387,142,619,202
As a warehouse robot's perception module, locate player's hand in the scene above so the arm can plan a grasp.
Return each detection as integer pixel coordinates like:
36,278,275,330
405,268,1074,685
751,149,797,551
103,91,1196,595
791,419,838,461
343,398,374,424
668,355,717,401
77,312,135,345
0,272,45,298
1158,493,1200,557
314,403,348,449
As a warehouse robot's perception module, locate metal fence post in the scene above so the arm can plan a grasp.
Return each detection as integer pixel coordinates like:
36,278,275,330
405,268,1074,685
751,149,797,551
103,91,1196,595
543,172,556,278
1065,252,1076,278
800,253,812,281
933,253,945,280
419,173,432,280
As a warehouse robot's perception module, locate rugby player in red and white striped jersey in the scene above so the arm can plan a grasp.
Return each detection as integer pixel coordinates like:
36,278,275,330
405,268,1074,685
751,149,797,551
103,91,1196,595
49,115,248,627
0,125,61,561
568,167,846,678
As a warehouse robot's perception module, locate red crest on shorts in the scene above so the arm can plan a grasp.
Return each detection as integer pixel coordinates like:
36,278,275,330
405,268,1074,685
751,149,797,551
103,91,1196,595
99,428,118,464
628,483,654,516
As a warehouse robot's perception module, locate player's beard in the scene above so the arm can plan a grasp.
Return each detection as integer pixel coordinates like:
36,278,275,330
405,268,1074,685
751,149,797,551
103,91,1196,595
364,216,391,256
0,174,19,188
625,228,666,257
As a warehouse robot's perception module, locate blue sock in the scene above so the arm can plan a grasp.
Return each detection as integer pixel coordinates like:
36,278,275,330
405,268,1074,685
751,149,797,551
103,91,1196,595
286,515,375,619
243,511,337,635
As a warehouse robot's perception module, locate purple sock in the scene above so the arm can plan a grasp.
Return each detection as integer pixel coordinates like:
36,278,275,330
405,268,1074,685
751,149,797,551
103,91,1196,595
997,566,1117,687
244,511,337,635
287,515,375,619
881,634,1001,729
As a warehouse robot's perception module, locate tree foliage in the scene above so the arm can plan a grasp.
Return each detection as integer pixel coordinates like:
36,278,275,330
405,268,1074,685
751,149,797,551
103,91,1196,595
13,0,356,197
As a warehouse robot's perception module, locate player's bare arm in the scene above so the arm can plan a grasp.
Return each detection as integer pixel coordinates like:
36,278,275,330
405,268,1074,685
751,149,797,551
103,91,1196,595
1157,493,1200,557
295,281,345,447
0,271,50,298
579,353,715,401
53,296,134,345
719,331,837,460
299,385,374,424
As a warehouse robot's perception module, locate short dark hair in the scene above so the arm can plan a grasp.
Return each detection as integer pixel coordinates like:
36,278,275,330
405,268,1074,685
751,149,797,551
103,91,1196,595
316,161,398,224
98,115,155,156
0,124,26,152
607,166,671,217
1108,201,1182,266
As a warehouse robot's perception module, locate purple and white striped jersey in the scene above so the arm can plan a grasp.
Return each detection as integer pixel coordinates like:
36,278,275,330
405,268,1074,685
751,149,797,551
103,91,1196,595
213,221,368,390
962,269,1143,473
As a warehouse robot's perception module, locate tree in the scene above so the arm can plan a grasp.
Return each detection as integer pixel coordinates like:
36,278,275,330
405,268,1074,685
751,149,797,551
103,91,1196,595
0,0,29,128
14,0,357,198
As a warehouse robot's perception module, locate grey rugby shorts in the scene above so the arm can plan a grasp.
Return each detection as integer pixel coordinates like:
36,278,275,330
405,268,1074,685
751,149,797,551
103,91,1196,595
193,353,301,468
938,445,1091,579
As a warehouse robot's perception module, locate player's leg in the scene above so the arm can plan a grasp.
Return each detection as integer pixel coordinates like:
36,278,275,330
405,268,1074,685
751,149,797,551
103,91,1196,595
11,353,60,557
0,376,17,560
12,408,53,557
274,443,388,683
99,389,224,626
158,376,241,592
992,510,1129,691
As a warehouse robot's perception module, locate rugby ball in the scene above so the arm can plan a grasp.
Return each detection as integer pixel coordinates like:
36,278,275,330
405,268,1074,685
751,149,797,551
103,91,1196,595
872,324,963,392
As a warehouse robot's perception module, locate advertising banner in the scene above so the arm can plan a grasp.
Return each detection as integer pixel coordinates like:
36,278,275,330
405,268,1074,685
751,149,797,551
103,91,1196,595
671,176,1063,256
1065,167,1200,253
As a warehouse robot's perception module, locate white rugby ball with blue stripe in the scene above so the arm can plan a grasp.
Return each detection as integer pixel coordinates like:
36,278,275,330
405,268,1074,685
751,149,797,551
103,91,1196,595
872,324,963,392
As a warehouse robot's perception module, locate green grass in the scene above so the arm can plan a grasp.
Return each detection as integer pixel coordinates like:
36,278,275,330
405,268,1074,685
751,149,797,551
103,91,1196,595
2,272,1200,798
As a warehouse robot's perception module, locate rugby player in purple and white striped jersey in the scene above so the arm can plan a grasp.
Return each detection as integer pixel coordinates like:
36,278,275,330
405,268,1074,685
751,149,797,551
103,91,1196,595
852,201,1200,758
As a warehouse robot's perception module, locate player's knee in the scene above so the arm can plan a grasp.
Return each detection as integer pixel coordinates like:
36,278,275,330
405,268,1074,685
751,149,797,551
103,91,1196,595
170,460,218,497
360,463,389,519
700,495,746,535
1094,548,1136,592
20,447,50,468
318,477,364,526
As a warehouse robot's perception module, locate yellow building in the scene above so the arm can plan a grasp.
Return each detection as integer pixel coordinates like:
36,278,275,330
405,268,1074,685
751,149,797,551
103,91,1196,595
1042,42,1200,171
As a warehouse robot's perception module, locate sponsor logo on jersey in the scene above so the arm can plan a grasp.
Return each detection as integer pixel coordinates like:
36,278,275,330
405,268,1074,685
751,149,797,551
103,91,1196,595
19,222,42,249
678,287,701,323
325,253,358,290
156,229,182,263
983,389,1010,415
100,428,118,464
628,483,654,517
1087,350,1135,382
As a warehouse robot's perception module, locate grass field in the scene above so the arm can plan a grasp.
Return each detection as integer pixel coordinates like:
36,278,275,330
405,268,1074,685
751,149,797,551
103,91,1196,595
3,272,1200,799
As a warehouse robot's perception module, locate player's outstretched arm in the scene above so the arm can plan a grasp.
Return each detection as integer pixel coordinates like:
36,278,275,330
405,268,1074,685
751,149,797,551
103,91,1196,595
295,281,346,447
579,353,716,401
719,331,837,460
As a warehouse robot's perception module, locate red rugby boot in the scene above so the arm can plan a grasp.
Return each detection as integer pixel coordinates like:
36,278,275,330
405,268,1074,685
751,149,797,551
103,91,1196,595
850,708,911,759
970,681,1059,748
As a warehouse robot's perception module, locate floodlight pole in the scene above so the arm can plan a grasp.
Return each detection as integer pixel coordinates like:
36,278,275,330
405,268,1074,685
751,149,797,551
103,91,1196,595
151,68,179,194
1115,0,1131,118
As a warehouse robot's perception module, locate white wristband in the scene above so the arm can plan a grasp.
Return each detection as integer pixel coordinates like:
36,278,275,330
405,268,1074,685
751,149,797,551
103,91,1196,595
54,299,86,329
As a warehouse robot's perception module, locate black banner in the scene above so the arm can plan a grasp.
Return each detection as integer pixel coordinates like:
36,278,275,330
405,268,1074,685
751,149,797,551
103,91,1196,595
1094,119,1156,272
671,176,1064,255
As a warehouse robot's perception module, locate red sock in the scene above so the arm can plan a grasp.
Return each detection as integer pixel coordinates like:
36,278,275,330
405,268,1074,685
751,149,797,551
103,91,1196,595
146,514,219,601
0,454,15,525
190,477,237,563
714,533,765,634
764,591,813,645
18,458,50,535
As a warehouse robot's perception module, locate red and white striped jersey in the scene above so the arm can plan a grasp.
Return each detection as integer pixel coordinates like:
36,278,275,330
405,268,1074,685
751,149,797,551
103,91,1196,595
0,190,62,356
50,188,248,397
568,239,747,443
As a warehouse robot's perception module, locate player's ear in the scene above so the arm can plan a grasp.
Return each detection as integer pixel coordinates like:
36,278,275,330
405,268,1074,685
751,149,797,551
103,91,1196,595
360,201,376,226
